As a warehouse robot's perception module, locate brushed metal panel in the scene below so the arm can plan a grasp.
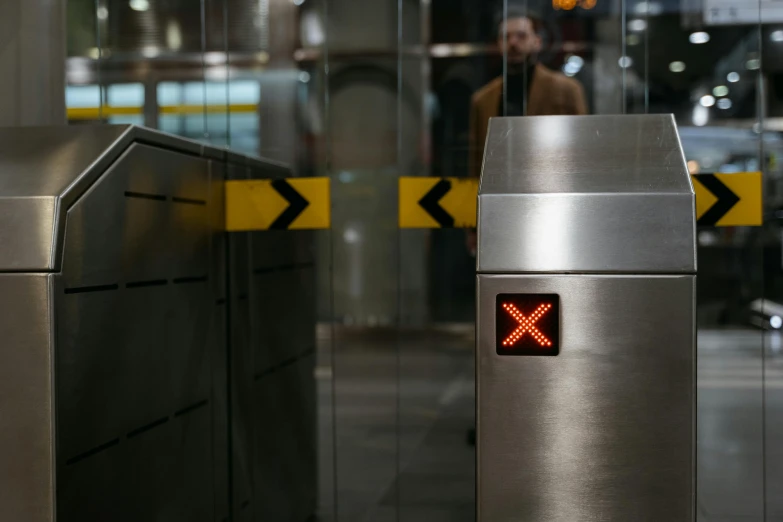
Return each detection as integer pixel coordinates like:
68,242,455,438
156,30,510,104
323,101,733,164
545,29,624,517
477,115,696,274
477,274,695,522
60,143,209,287
55,140,219,520
477,193,695,274
0,274,54,522
57,406,214,522
254,355,317,522
209,160,230,522
0,125,132,270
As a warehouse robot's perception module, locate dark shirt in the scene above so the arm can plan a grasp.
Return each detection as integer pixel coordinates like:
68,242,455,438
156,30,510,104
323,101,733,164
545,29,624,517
498,63,537,117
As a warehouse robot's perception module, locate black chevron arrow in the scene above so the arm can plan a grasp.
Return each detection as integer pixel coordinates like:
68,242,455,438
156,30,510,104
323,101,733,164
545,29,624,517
696,174,740,226
419,179,454,228
270,179,310,229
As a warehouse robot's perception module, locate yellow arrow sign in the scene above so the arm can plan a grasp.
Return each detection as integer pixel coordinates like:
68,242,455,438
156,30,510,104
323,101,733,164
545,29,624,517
225,177,330,231
692,172,762,227
400,174,762,228
399,177,477,228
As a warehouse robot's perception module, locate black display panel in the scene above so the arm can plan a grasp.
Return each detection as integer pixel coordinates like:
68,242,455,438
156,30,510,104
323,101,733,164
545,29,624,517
496,294,560,356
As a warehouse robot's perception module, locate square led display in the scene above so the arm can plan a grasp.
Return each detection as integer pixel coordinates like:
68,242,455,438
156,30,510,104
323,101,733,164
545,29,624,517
496,294,560,356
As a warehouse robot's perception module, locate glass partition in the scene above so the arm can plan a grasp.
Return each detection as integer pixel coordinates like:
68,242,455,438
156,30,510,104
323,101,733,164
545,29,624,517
65,0,779,519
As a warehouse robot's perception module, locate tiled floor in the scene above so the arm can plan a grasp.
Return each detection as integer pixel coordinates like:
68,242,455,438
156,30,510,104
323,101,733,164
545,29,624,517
315,327,783,522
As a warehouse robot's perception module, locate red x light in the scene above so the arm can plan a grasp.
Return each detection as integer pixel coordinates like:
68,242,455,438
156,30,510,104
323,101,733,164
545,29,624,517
496,294,559,356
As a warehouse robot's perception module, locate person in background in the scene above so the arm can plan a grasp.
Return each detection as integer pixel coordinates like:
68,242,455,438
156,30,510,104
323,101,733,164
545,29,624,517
466,7,588,255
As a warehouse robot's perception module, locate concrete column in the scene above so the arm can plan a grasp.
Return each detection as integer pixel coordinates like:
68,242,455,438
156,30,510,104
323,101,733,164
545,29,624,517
0,0,66,126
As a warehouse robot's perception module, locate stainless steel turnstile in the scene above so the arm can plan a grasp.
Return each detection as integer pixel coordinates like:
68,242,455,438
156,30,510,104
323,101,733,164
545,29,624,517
476,115,696,521
0,126,316,522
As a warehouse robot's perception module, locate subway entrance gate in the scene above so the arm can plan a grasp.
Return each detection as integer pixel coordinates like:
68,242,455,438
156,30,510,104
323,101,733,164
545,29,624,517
476,115,696,521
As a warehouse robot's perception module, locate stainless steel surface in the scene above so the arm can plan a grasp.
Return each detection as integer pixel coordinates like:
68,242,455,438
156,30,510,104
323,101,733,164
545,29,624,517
476,115,696,521
0,0,65,126
0,275,54,522
0,125,316,521
477,274,695,521
0,125,208,271
476,115,696,274
55,141,217,521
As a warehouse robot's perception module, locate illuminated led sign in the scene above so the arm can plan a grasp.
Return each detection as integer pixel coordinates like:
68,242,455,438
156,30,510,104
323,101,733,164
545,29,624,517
496,294,560,356
553,0,596,10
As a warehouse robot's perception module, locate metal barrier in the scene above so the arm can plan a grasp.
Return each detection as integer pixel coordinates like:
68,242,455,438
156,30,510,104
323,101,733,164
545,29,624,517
476,115,696,521
0,125,316,522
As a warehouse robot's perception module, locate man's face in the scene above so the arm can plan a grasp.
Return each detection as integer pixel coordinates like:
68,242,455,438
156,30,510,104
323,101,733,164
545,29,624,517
498,17,542,64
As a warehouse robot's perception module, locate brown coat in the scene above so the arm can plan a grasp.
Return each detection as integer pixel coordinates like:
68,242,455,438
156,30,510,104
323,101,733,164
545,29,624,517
469,63,588,178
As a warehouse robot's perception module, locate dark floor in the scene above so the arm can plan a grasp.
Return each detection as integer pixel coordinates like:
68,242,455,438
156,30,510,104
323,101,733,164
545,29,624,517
315,327,783,522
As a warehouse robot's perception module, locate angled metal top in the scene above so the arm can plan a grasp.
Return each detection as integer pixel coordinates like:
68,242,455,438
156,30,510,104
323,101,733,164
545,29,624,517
477,115,696,274
0,124,248,272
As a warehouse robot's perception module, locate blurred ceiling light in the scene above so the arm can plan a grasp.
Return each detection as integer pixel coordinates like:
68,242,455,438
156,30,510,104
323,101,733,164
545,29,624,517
727,71,740,82
563,55,584,76
687,160,700,174
627,34,641,46
618,56,633,68
713,85,729,97
772,315,783,329
431,44,451,57
699,94,715,107
299,71,311,83
292,0,305,5
301,11,325,46
746,58,761,70
256,51,270,63
689,31,710,44
129,0,150,11
87,47,101,59
166,20,182,51
669,61,686,72
628,19,647,31
97,6,108,20
204,52,226,65
717,98,732,110
692,104,709,126
771,29,783,42
141,46,160,58
634,1,663,14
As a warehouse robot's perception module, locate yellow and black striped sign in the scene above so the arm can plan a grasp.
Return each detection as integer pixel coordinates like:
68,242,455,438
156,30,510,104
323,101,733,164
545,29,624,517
399,173,762,229
692,172,762,227
225,178,330,231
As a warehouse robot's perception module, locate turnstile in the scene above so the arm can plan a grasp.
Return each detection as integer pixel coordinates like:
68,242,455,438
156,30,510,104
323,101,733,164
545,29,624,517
0,126,316,522
476,115,696,521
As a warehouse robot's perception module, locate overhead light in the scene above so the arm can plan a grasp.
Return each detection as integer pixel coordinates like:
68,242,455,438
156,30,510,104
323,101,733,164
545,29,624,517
298,71,311,83
627,34,641,46
618,56,633,68
772,315,783,329
772,29,783,42
628,19,647,32
717,98,732,110
746,58,761,70
689,31,710,44
87,47,101,59
727,71,740,83
166,20,182,51
292,0,305,5
700,95,715,107
129,0,150,11
669,61,686,73
713,85,729,97
692,104,709,126
635,1,663,14
141,46,160,58
97,6,108,20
